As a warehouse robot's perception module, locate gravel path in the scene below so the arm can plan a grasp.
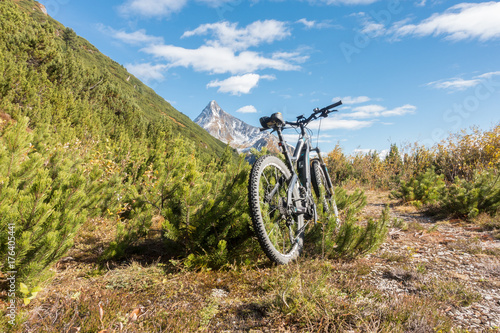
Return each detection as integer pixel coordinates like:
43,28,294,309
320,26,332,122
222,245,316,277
361,190,500,332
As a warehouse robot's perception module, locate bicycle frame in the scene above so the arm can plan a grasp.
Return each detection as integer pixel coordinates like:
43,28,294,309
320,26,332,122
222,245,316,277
270,106,338,225
274,126,323,223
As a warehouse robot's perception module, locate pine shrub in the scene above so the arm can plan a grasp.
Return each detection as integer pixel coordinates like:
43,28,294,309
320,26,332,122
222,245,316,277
308,187,387,259
440,169,500,218
391,168,445,208
105,142,255,269
0,118,117,284
332,206,389,258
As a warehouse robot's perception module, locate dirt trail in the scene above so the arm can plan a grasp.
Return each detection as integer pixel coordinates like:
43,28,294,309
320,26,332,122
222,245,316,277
362,190,500,331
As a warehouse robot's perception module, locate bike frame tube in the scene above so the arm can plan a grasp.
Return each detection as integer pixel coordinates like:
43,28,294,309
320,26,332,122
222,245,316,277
276,127,310,216
276,128,295,172
297,136,311,189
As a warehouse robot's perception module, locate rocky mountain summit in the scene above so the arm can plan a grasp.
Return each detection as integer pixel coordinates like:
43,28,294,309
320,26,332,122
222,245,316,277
194,101,280,153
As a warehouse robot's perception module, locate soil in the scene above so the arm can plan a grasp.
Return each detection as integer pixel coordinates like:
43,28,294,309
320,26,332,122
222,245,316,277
362,190,500,331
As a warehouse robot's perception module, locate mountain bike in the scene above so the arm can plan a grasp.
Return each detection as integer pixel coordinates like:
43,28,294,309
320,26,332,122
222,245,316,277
248,100,342,264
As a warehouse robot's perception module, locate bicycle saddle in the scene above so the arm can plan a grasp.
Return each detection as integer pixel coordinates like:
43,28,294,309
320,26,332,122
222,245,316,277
260,112,284,129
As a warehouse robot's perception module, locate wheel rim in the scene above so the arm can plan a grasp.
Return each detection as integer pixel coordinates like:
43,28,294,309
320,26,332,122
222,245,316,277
258,163,300,256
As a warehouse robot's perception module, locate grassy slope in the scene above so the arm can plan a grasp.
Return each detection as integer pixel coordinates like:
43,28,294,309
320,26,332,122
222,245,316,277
15,0,228,156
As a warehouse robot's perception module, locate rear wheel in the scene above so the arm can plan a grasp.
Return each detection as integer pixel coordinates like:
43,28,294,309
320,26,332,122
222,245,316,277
311,159,340,227
248,155,304,264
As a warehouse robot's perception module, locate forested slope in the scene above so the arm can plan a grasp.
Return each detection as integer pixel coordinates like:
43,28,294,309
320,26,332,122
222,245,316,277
1,0,228,155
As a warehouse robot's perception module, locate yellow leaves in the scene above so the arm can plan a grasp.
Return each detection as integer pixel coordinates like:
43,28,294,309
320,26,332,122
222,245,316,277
19,283,42,305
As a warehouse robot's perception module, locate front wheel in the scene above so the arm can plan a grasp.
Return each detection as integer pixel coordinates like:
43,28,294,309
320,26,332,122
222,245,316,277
248,155,304,264
311,159,340,228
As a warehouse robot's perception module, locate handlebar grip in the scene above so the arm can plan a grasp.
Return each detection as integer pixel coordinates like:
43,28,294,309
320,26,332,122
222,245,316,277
321,100,342,112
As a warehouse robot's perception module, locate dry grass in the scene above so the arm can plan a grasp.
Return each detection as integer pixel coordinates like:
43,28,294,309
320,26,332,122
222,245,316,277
474,213,500,240
3,188,497,332
4,256,455,332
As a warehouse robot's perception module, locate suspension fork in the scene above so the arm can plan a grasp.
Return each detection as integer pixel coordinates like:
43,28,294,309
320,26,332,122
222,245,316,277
312,147,335,193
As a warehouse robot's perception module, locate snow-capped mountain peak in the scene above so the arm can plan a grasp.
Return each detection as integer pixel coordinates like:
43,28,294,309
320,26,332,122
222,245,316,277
194,101,279,153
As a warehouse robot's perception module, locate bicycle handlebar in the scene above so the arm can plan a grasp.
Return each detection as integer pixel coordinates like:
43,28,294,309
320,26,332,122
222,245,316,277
316,100,342,113
260,100,342,131
284,100,342,128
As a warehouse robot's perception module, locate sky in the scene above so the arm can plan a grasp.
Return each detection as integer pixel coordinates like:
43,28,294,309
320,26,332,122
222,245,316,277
38,0,500,156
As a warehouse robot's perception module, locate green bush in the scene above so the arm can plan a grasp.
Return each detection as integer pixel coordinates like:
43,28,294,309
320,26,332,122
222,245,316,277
328,205,389,258
441,170,500,218
308,187,387,259
335,187,367,216
391,168,445,207
105,142,255,269
0,118,117,284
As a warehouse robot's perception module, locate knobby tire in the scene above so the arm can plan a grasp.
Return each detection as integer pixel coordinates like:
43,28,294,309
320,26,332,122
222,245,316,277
248,155,304,265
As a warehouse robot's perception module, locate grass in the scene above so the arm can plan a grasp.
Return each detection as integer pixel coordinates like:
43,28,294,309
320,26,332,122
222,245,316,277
474,213,500,240
2,188,496,332
3,257,458,333
416,278,482,308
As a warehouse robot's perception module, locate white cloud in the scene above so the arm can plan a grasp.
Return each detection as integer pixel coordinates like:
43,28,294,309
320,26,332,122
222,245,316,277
392,2,500,41
310,117,374,130
236,105,258,113
381,104,417,117
126,63,167,82
182,20,290,51
143,44,301,74
196,0,238,7
348,104,386,118
296,18,341,30
476,71,500,79
98,25,163,45
361,21,386,37
296,18,316,29
206,73,275,95
282,133,300,143
334,95,371,105
354,149,389,159
426,71,500,91
415,0,426,7
119,0,188,17
426,78,480,91
272,51,310,64
313,0,380,4
345,104,416,118
141,19,305,76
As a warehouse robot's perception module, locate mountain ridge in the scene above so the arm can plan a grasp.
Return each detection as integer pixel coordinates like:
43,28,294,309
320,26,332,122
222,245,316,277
195,101,280,153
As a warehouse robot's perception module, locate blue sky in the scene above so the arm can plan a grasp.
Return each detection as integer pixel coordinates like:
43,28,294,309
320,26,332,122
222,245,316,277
39,0,500,155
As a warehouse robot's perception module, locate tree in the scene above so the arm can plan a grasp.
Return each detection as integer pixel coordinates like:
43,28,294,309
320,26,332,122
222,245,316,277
62,27,76,50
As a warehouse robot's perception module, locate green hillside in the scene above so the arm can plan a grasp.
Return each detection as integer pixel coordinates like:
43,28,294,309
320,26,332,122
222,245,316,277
1,0,227,156
1,0,251,288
